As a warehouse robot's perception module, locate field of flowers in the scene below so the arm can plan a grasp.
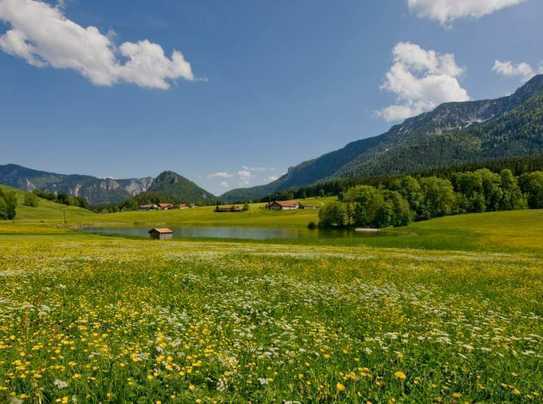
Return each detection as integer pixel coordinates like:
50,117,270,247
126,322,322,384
1,231,543,402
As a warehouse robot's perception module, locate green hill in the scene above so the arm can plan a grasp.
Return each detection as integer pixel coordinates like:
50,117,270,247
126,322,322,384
146,171,216,204
0,184,94,223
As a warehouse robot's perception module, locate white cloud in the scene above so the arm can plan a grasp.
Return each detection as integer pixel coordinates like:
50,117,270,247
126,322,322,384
378,42,470,123
0,0,194,89
237,169,252,185
209,166,278,188
493,60,542,81
408,0,527,26
208,172,233,179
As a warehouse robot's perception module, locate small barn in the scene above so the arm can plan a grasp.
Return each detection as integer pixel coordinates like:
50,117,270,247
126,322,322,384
158,203,175,210
267,200,300,211
148,228,174,240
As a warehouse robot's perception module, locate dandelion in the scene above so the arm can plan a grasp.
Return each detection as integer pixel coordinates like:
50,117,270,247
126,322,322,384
394,371,406,382
336,383,346,393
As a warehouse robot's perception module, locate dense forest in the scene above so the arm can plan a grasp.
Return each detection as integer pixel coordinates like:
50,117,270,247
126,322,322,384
264,155,543,203
318,167,543,229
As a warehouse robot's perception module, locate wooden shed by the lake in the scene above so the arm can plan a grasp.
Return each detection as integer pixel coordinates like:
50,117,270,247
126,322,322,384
148,228,174,240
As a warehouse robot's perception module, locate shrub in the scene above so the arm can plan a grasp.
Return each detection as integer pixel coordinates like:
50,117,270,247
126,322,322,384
24,192,40,207
318,202,346,228
0,189,17,220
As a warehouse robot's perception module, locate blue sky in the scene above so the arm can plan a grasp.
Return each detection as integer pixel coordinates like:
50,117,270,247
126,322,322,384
0,0,541,194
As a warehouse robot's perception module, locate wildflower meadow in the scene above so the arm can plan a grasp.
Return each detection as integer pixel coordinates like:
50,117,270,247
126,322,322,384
1,232,542,402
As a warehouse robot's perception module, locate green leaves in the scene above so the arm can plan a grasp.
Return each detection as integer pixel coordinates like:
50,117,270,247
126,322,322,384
0,188,17,220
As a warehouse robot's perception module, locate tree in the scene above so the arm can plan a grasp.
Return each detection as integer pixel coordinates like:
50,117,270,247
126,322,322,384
499,169,527,210
0,189,17,220
477,169,503,212
344,185,384,227
318,202,346,228
23,192,40,207
383,190,411,227
390,176,423,213
454,171,485,213
419,177,456,219
520,171,543,209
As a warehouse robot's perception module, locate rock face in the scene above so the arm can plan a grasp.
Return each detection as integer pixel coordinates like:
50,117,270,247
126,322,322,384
222,74,543,202
0,165,216,206
0,164,154,205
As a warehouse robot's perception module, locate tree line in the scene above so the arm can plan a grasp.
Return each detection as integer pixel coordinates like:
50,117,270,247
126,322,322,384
319,168,543,229
32,189,89,209
265,154,543,203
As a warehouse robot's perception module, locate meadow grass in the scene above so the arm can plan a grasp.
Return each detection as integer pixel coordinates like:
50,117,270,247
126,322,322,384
0,229,542,402
2,192,543,401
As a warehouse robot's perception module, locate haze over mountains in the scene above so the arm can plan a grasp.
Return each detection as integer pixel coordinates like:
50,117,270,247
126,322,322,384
2,75,543,205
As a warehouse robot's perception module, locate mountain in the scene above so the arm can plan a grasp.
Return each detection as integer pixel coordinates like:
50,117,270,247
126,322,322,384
0,165,215,206
222,75,543,202
147,171,216,203
0,164,153,205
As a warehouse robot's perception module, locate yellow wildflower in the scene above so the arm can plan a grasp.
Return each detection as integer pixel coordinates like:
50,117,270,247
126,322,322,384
394,371,406,382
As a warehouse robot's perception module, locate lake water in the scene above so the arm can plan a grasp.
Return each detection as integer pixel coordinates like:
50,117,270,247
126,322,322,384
81,226,374,241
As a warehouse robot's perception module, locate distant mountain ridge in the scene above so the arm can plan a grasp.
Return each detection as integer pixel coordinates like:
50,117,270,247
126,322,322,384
0,164,214,205
222,74,543,202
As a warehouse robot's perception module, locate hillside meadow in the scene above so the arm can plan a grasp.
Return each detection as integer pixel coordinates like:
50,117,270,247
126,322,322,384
1,189,543,402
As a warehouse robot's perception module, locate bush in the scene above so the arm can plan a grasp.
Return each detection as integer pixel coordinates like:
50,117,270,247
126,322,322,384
318,202,346,228
0,189,17,220
24,192,39,207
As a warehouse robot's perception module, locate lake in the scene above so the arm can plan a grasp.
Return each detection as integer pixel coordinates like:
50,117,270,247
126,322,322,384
81,226,376,241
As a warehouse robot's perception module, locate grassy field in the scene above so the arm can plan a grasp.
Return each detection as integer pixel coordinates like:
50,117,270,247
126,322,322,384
0,185,95,224
0,229,542,402
1,189,543,401
6,185,543,254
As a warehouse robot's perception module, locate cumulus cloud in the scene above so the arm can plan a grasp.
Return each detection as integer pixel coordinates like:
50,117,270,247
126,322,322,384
378,42,470,123
408,0,527,26
208,167,277,188
0,0,194,89
208,172,233,179
493,60,542,81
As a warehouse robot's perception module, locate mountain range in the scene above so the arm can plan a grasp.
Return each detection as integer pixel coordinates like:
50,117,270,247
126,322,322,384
2,75,543,205
0,164,213,205
222,74,543,201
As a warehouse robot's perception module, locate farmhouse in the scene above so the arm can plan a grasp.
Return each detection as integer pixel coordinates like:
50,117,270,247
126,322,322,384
179,203,189,209
158,203,175,210
267,200,300,210
148,228,174,240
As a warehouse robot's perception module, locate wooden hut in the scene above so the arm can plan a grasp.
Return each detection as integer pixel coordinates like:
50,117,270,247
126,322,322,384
267,200,300,211
148,228,174,240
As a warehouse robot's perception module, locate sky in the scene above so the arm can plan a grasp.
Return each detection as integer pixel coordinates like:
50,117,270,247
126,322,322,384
0,0,542,195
